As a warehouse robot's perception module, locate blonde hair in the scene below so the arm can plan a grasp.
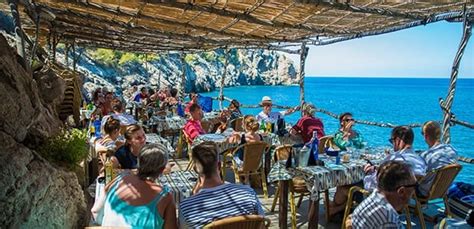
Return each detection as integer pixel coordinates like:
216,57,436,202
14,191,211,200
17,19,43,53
422,121,441,141
244,116,259,132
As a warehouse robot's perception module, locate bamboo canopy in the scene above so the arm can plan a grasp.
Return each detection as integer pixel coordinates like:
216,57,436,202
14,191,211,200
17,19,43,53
7,0,474,54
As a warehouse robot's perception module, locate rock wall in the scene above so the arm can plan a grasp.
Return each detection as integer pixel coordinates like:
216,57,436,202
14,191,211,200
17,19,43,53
55,47,298,99
0,34,86,227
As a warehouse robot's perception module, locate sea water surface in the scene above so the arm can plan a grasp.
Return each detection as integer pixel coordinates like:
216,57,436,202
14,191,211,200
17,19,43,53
201,77,474,183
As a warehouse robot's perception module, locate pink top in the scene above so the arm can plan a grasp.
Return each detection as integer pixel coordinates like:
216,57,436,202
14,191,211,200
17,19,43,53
184,120,206,142
292,116,325,143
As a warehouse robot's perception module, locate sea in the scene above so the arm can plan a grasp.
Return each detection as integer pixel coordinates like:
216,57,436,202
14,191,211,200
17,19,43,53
201,77,474,183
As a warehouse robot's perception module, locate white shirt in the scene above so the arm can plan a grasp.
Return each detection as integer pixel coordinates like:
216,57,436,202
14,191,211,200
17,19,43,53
256,111,285,124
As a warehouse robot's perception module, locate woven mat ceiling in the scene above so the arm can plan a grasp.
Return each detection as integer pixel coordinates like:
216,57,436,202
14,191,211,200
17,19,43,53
12,0,474,53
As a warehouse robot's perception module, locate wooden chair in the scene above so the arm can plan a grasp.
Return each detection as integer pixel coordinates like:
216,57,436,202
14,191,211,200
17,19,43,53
203,215,271,229
230,142,269,198
341,186,371,229
201,120,212,133
318,135,337,154
230,117,244,132
180,130,195,171
409,163,462,229
270,144,310,229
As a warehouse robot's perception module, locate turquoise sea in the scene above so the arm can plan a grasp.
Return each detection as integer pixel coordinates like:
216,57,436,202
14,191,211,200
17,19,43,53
201,77,474,183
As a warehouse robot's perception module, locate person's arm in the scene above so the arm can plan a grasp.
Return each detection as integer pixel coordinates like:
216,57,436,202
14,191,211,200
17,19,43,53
162,193,178,229
110,155,121,169
90,184,106,224
351,131,365,149
333,131,350,149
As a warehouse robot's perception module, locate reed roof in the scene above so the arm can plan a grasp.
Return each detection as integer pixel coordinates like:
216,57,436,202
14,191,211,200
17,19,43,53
11,1,474,53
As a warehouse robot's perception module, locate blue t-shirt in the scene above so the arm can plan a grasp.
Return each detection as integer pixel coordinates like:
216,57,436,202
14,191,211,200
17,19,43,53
114,145,138,169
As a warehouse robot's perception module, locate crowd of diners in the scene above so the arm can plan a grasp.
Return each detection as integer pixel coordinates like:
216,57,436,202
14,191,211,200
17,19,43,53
86,86,459,228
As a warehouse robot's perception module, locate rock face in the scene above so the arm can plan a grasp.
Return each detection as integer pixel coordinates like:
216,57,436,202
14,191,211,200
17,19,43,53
56,47,298,99
0,34,86,228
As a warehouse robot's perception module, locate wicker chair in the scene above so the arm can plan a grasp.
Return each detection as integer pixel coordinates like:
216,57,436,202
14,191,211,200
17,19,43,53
203,215,271,229
318,135,337,154
201,120,212,133
230,117,244,132
409,163,462,229
230,141,269,198
270,145,310,229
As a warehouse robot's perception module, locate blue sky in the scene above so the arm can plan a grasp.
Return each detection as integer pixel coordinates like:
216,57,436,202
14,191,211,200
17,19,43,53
287,21,474,78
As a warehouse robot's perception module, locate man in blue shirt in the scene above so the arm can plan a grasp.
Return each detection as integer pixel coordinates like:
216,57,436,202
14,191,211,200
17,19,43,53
418,121,458,197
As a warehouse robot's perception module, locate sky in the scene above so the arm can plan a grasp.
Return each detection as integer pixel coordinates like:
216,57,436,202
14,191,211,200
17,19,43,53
287,21,474,78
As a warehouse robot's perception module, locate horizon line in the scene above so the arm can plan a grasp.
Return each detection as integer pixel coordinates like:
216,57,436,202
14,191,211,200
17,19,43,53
306,75,474,79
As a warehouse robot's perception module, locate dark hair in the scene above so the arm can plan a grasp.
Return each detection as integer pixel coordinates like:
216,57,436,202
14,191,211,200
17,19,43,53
124,124,143,141
170,88,178,97
137,143,168,180
189,103,201,113
192,141,218,178
112,99,123,112
104,117,121,135
392,126,414,145
339,112,353,123
377,160,414,192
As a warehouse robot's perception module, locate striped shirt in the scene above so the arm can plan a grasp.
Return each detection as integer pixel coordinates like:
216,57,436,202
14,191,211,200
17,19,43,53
179,183,264,228
418,144,457,196
352,190,403,229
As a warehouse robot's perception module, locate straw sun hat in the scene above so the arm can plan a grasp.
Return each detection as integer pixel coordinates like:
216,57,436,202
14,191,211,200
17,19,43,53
261,96,272,106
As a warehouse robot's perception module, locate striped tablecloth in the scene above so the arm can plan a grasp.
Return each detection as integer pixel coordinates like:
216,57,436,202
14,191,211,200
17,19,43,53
157,171,198,205
268,151,384,200
148,116,186,133
145,133,175,155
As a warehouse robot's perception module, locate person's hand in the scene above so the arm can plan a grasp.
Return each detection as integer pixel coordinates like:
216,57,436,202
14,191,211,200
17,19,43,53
364,164,375,174
163,162,175,175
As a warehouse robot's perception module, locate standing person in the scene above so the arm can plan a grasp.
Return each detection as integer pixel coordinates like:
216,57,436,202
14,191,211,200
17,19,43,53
363,126,426,190
351,161,418,228
183,104,206,143
418,121,458,197
333,112,364,150
134,87,149,103
256,96,295,124
111,124,147,169
179,142,264,228
92,143,177,228
184,93,199,114
289,102,325,142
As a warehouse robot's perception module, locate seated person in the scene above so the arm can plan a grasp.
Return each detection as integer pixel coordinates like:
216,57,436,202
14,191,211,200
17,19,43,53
290,102,325,143
418,121,458,197
92,143,177,228
179,142,264,228
162,88,179,111
183,104,206,143
227,99,243,120
333,112,364,150
184,93,198,114
111,124,146,169
101,99,137,133
133,87,149,103
229,115,264,163
352,161,417,228
256,96,295,126
364,126,426,190
95,117,124,175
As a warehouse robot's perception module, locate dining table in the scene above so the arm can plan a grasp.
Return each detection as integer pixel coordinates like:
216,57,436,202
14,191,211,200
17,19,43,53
267,147,387,228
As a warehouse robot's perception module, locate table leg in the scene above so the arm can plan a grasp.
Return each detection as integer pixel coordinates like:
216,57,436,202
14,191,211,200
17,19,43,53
308,194,320,229
279,180,289,228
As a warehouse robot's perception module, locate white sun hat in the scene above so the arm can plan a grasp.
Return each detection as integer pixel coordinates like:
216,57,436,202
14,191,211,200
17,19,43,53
261,96,272,105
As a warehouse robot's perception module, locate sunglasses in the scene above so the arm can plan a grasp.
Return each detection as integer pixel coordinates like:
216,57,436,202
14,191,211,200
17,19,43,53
344,118,355,122
397,181,419,190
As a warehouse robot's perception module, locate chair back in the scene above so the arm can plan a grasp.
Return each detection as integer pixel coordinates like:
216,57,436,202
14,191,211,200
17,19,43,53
230,117,244,132
242,142,268,172
203,215,269,229
318,135,336,154
274,144,293,161
425,163,462,200
201,120,212,133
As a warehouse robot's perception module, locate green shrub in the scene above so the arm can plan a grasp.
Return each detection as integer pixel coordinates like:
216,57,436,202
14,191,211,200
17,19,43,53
38,128,88,167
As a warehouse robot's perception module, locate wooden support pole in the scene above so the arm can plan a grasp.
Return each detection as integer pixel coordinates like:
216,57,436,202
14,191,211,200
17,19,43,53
65,43,70,67
180,52,187,102
8,0,26,60
30,6,41,68
441,10,472,144
278,180,289,228
219,48,230,110
72,40,77,72
298,42,308,107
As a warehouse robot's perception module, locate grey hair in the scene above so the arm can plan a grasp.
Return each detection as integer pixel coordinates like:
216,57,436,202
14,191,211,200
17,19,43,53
137,143,169,180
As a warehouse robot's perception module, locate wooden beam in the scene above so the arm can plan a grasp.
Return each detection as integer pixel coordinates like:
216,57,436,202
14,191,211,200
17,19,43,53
218,48,230,110
153,1,344,35
298,42,308,106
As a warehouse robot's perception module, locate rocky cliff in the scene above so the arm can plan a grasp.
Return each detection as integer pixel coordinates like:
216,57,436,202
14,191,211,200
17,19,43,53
56,46,297,99
0,34,87,228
